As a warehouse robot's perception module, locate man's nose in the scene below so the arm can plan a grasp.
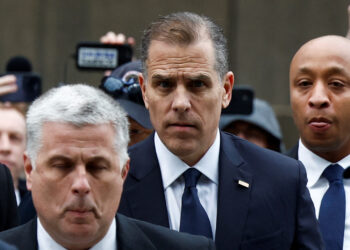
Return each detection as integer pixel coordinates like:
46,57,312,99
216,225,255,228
71,165,91,196
0,134,11,153
171,85,191,112
308,82,330,109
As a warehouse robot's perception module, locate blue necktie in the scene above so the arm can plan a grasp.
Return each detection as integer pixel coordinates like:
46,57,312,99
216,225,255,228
319,164,345,250
180,168,213,238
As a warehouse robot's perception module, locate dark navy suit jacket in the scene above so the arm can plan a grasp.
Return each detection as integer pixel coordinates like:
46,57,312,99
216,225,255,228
118,132,324,250
0,214,215,250
287,143,299,160
0,164,19,232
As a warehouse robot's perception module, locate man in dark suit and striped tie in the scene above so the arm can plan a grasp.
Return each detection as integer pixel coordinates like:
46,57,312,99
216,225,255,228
288,35,350,250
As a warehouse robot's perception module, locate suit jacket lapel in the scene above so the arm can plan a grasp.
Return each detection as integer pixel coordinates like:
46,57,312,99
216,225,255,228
286,142,299,160
122,134,169,227
28,219,38,250
215,133,252,250
14,218,38,250
116,214,156,250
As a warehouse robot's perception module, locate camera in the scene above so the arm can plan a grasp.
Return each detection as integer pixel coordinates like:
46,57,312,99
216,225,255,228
76,42,133,70
222,86,254,115
0,72,42,102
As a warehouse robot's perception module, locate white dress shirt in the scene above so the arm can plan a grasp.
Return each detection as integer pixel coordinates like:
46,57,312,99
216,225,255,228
298,139,350,249
155,130,219,239
37,217,117,250
14,188,20,206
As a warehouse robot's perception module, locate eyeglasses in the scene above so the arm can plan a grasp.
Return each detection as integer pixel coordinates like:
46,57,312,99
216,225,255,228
100,76,144,105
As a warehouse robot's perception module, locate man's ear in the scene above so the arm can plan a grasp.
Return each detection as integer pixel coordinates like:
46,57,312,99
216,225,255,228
222,71,234,108
138,73,149,109
23,152,33,191
121,159,130,181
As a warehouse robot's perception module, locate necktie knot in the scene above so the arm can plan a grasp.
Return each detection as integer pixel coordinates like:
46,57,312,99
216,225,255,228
322,164,344,184
183,168,201,188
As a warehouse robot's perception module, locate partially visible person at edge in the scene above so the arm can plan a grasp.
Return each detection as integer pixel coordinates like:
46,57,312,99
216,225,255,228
0,163,19,232
0,74,27,230
0,103,28,205
288,35,350,250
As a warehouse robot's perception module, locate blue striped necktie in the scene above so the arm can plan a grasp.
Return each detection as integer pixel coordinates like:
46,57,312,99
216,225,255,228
318,164,345,250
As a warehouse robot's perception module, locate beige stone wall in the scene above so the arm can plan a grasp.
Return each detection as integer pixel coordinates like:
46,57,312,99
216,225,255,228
232,0,348,149
0,0,348,149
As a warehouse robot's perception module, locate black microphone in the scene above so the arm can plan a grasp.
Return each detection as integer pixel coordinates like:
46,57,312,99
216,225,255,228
343,167,350,179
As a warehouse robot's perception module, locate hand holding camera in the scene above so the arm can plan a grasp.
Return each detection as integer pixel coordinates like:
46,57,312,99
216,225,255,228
0,56,42,103
0,75,17,96
76,32,134,72
99,31,135,47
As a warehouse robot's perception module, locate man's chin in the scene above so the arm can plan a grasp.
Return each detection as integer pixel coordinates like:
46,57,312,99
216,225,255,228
59,233,98,250
61,222,98,240
47,221,101,250
166,139,196,153
303,137,341,153
166,140,203,164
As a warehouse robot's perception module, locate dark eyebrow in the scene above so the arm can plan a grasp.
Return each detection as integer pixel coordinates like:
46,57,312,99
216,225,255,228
324,66,348,77
297,66,349,78
87,156,111,165
9,131,24,138
47,155,111,166
297,67,314,76
186,74,211,82
151,74,173,81
151,73,211,82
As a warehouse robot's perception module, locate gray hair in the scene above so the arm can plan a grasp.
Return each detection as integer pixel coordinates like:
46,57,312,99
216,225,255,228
141,11,228,81
26,84,130,169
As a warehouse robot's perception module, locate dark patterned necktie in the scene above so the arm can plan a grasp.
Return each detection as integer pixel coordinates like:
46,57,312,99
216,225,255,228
179,168,213,238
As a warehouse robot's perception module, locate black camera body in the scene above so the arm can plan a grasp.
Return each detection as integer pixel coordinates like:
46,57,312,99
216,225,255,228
76,42,133,70
0,72,42,102
222,86,254,115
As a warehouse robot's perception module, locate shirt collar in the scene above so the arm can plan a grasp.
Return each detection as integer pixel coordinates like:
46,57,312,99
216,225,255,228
298,139,350,187
155,130,220,189
37,217,117,250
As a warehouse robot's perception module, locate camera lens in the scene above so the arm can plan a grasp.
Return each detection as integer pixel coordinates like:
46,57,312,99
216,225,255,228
103,77,124,93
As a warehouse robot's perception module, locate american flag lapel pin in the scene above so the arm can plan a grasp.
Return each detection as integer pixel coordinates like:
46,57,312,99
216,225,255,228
238,180,250,188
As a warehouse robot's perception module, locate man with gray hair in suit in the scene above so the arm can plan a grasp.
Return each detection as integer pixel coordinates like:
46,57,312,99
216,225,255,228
0,84,215,250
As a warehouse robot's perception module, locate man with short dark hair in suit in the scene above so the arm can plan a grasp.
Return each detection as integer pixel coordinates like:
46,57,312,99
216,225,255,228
288,35,350,250
0,163,18,232
0,84,215,250
118,11,324,250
